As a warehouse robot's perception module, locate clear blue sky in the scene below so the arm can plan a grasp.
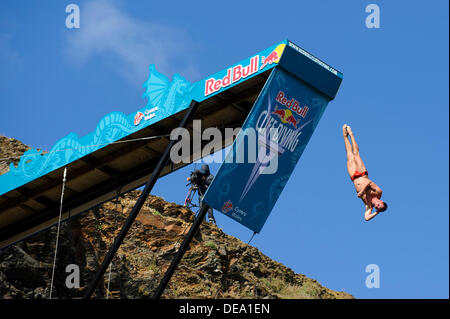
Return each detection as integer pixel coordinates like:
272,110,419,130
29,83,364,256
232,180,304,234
0,0,448,298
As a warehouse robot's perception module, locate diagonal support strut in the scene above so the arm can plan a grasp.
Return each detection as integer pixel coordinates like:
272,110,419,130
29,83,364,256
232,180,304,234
152,203,210,299
83,100,199,299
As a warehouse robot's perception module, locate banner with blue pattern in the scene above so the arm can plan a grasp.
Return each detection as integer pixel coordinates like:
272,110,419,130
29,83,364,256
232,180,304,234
203,67,332,233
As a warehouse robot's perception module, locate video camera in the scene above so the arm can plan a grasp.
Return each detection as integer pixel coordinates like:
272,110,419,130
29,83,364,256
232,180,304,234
186,170,204,187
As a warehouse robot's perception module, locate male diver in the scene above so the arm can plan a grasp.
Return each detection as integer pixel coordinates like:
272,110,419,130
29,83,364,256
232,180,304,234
343,124,387,221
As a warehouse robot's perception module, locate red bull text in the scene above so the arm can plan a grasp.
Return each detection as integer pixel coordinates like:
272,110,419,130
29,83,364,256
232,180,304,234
205,56,260,96
275,91,309,118
204,48,283,97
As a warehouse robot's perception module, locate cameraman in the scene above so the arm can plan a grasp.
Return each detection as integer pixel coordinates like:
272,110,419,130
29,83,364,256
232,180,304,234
188,164,216,224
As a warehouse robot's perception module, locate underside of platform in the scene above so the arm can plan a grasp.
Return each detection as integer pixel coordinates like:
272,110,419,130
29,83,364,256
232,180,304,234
0,70,272,249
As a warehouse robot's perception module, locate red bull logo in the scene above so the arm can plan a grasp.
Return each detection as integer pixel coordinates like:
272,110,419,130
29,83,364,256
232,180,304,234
134,111,144,126
222,200,233,214
260,50,279,70
271,91,309,128
260,43,286,70
272,107,286,120
204,43,286,97
272,106,299,128
275,91,309,118
285,113,299,128
205,56,259,96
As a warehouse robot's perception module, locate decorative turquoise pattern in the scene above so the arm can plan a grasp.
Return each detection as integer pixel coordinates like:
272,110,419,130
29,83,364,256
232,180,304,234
143,65,194,118
0,66,194,195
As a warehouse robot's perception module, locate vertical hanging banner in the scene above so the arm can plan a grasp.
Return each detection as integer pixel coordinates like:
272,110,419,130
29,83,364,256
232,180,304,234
203,42,343,233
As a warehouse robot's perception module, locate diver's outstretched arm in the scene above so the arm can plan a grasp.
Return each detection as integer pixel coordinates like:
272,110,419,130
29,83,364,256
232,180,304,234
364,205,379,221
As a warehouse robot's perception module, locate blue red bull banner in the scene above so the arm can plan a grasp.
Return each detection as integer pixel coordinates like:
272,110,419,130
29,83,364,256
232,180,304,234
203,61,342,233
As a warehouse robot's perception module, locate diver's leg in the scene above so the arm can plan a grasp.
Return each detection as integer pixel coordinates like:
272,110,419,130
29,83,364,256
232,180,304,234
347,125,359,155
347,126,367,172
343,125,356,176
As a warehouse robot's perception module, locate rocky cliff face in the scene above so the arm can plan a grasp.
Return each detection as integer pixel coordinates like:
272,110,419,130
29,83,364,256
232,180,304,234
0,136,353,299
0,135,30,175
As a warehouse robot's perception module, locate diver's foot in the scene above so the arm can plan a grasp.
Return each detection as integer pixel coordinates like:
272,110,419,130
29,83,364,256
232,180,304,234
346,125,353,136
343,124,349,137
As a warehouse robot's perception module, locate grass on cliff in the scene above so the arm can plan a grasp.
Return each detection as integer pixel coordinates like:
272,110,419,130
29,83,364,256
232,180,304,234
151,209,163,217
261,277,321,299
205,241,217,250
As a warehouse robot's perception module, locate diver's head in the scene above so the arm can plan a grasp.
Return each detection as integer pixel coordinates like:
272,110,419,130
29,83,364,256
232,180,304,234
372,197,387,212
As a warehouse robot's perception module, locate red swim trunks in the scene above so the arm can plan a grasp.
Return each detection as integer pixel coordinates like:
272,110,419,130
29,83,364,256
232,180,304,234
351,170,368,181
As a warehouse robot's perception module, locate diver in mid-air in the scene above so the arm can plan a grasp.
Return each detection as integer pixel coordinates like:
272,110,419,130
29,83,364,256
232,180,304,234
343,124,387,221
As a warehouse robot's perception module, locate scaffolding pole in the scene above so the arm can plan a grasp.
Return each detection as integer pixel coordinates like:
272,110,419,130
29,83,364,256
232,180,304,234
152,203,210,299
83,100,199,299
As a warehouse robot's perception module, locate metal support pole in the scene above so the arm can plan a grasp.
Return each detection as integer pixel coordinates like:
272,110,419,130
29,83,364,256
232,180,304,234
152,203,210,299
83,100,199,299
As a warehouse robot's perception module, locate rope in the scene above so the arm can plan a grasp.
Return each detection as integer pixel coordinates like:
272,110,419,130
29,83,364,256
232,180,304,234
213,231,257,298
106,262,113,299
246,232,256,245
49,167,67,299
0,134,170,162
